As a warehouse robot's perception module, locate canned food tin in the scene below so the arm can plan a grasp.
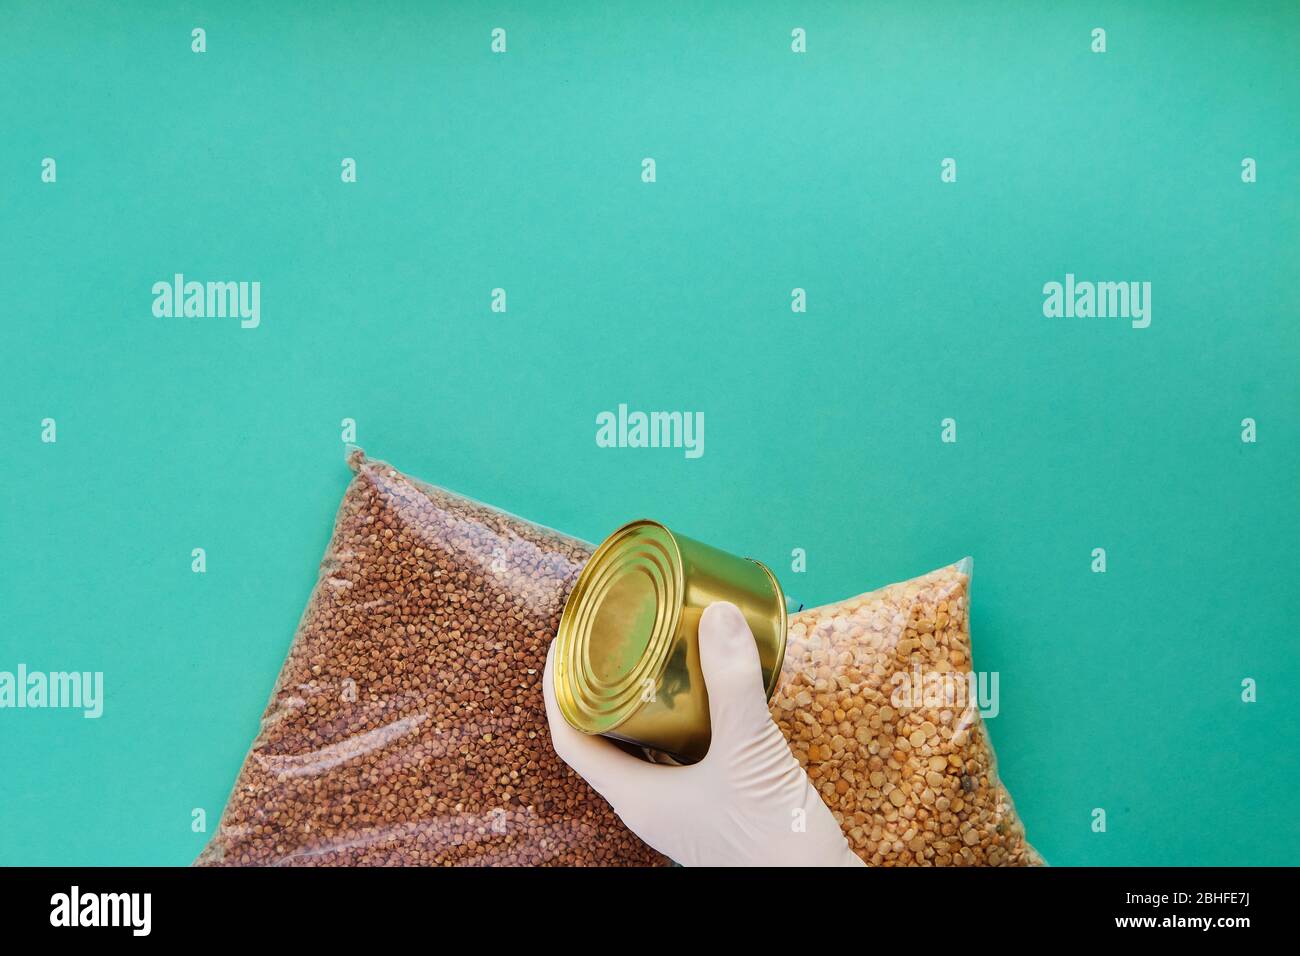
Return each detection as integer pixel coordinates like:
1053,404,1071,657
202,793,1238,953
553,519,787,764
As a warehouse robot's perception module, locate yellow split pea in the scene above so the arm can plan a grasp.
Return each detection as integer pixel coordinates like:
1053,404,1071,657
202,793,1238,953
768,563,1041,867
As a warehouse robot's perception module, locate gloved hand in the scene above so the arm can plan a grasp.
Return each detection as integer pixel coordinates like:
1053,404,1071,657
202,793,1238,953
543,600,865,867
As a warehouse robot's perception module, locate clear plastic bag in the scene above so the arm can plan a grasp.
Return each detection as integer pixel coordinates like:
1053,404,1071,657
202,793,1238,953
195,451,670,866
771,561,1043,866
199,454,1036,866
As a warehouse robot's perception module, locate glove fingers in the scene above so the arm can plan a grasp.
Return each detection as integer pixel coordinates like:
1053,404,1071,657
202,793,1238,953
697,601,774,753
542,638,657,802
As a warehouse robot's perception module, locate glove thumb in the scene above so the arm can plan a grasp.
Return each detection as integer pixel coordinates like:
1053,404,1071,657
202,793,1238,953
697,601,776,755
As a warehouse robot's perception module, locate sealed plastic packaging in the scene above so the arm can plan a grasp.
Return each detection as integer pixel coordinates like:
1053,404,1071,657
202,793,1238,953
196,451,670,866
199,453,1036,866
771,561,1042,866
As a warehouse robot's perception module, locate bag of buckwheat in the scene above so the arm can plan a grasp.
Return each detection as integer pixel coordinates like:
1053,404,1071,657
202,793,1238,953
195,450,669,867
769,559,1043,866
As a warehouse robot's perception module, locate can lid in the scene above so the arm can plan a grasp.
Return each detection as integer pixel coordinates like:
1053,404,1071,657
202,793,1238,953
554,520,683,735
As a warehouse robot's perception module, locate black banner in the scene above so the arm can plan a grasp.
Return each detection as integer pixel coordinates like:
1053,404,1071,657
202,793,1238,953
0,866,1280,941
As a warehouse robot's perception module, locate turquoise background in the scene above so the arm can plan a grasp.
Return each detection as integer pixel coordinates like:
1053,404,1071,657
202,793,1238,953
2,1,1297,866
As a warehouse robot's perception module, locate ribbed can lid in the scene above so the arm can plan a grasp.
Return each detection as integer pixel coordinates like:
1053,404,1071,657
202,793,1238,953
554,520,683,735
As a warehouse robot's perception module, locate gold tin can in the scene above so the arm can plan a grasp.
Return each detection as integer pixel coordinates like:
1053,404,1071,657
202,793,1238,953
553,519,787,764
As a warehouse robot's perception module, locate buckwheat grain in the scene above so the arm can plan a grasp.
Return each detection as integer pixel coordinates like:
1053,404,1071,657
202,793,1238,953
195,451,670,867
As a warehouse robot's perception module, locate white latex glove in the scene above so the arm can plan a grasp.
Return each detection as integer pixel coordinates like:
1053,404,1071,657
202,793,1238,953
544,600,865,867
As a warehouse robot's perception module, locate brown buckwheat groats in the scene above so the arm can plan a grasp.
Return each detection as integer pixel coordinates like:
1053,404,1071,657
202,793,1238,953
196,451,669,866
771,562,1042,866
